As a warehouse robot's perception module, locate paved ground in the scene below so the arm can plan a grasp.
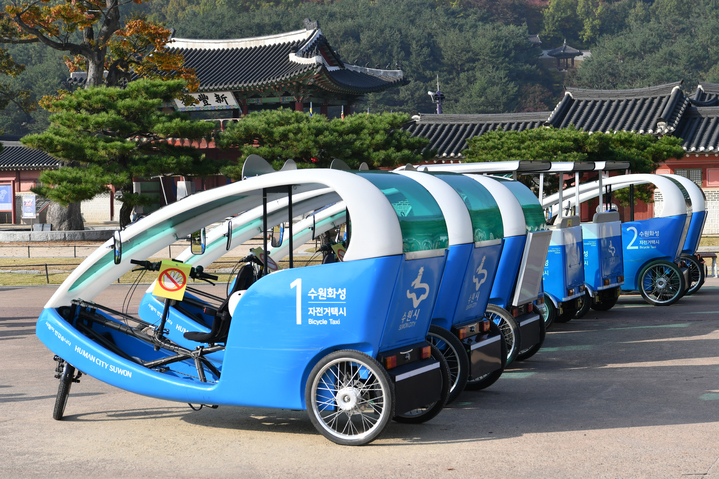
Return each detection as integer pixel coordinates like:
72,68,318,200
1,280,719,478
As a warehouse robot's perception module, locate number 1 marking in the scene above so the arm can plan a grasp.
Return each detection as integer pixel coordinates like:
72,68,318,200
291,278,301,325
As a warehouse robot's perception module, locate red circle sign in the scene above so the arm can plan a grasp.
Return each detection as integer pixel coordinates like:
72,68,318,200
158,268,187,292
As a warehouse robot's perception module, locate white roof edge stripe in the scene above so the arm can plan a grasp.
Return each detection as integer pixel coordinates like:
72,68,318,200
169,29,313,50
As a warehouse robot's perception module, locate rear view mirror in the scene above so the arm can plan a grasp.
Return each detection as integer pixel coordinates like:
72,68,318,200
113,231,122,265
271,224,284,248
225,221,233,251
191,228,206,255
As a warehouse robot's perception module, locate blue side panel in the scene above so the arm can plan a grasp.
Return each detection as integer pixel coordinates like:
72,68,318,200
431,244,472,330
37,308,219,404
582,223,624,291
216,256,403,410
454,243,502,325
621,216,686,291
682,211,706,255
379,254,447,351
490,236,525,309
543,226,584,303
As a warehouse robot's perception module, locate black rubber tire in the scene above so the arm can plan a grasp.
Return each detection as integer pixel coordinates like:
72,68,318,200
573,291,592,319
465,322,506,391
427,325,469,405
516,309,547,361
305,350,394,446
638,260,685,306
484,304,521,366
683,255,705,296
393,344,450,424
591,287,620,311
554,299,577,323
53,362,75,421
542,294,556,330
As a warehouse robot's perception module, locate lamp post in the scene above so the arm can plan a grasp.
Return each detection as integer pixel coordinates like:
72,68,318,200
428,76,445,114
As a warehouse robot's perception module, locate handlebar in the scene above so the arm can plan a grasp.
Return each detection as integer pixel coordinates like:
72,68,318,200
130,259,218,282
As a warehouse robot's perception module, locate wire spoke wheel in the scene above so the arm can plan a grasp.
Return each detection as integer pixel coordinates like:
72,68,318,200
427,325,469,404
484,304,520,366
639,260,685,306
306,350,393,446
683,255,705,295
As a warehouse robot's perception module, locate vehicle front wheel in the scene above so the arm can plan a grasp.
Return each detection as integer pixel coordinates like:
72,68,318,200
639,260,685,306
393,345,450,424
306,350,394,446
427,325,469,405
53,361,75,421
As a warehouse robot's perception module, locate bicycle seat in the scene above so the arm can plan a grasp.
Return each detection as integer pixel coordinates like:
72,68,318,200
184,264,256,343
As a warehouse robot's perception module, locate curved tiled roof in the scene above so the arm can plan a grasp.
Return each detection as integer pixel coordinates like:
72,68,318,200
167,25,406,94
546,81,689,134
404,112,551,158
547,41,582,59
674,106,719,153
691,83,719,105
0,141,60,171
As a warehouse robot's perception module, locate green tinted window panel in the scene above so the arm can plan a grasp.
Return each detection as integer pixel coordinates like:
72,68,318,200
70,195,245,292
431,173,503,242
358,172,448,252
495,178,547,232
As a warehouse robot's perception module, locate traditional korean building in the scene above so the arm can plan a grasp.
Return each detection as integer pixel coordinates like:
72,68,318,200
405,112,551,161
0,136,59,224
403,81,719,232
166,19,408,117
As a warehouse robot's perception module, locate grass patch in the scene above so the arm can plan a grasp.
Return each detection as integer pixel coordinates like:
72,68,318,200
700,236,719,248
0,256,323,286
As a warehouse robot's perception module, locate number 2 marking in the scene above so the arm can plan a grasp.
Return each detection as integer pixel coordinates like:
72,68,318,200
626,226,639,250
291,278,301,325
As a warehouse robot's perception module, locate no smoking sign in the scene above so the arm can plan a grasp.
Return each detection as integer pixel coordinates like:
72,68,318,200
153,260,192,300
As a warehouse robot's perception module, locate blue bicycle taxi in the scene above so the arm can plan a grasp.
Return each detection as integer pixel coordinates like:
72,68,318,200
37,165,455,446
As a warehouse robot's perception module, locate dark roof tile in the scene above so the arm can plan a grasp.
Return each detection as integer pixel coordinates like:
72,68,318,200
404,112,550,158
168,27,404,94
0,142,60,171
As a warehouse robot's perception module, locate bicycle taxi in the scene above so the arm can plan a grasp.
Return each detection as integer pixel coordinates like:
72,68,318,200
36,165,454,446
399,162,552,364
544,173,691,306
268,165,507,403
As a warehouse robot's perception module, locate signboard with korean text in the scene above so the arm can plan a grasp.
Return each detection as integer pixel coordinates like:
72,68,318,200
174,91,239,112
21,194,36,219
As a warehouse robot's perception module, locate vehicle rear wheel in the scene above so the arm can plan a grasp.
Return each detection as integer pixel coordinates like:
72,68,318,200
683,255,705,296
573,291,592,319
591,288,620,311
393,345,450,424
516,310,547,361
465,322,506,391
484,304,521,366
53,361,75,421
427,325,468,405
639,260,685,306
306,350,394,446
